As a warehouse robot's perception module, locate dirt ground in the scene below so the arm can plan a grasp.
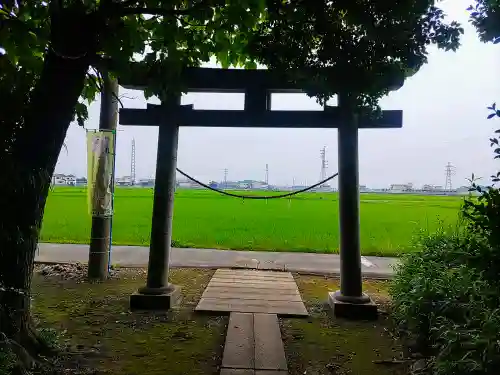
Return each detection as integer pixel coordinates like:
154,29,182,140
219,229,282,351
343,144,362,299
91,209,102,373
31,266,405,375
283,274,408,375
31,267,226,375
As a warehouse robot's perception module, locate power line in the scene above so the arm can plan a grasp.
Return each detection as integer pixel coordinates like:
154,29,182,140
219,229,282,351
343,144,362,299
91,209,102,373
445,162,456,191
177,168,339,200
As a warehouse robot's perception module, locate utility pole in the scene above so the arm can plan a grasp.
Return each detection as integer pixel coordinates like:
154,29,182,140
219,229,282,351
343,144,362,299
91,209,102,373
223,168,228,189
265,164,269,185
130,138,136,185
88,72,118,281
445,162,456,191
320,146,328,187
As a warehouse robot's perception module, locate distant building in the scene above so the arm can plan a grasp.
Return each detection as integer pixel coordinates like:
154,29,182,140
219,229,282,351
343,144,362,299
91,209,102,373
52,173,76,186
138,178,155,187
75,177,87,186
116,176,134,186
422,184,444,191
359,185,370,193
389,183,413,193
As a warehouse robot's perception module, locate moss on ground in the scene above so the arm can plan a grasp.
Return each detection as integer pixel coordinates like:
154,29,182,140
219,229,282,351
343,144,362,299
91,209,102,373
282,274,407,375
31,268,227,375
32,267,405,375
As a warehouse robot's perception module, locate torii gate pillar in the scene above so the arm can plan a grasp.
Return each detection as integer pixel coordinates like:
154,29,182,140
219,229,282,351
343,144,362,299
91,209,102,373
328,93,378,320
129,95,182,311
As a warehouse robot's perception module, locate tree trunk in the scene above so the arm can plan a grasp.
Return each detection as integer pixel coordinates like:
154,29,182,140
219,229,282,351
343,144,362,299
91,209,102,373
0,48,89,354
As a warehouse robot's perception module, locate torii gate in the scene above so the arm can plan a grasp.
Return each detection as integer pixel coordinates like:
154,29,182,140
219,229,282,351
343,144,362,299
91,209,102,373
118,67,402,319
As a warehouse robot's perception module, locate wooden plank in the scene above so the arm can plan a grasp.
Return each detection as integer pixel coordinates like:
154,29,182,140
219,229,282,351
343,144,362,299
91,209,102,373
196,300,308,316
200,295,302,305
212,275,295,283
208,281,297,289
222,313,255,369
209,279,294,285
254,314,287,371
215,270,292,277
201,286,299,295
201,291,302,301
212,273,293,281
210,279,294,286
220,370,255,375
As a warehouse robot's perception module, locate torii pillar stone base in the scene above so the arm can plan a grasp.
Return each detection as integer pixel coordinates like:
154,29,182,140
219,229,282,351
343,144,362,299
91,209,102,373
130,285,181,311
328,292,378,321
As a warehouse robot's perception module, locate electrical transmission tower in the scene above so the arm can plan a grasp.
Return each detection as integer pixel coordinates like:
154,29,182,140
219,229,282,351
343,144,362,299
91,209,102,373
130,138,136,185
319,146,328,186
444,162,456,191
223,168,228,189
265,164,269,185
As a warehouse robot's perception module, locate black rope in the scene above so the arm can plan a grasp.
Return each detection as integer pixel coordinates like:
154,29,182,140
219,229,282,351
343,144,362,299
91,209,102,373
176,168,339,199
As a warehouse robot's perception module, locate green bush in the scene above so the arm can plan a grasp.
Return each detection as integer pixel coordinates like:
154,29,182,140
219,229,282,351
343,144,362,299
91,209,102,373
390,228,500,374
0,348,16,375
390,104,500,374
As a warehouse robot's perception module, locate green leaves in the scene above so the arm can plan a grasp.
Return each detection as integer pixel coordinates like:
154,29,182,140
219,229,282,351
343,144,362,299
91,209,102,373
1,0,475,133
246,0,465,109
468,1,500,44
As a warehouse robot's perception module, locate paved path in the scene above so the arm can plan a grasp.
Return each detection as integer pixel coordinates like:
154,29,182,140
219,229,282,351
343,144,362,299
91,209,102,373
35,243,398,278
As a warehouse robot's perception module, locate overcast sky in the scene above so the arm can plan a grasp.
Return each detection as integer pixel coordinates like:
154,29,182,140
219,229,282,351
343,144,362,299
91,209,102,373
56,0,500,189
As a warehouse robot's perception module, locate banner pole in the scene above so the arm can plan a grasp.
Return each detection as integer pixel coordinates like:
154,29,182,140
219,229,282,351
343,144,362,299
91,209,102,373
107,129,117,273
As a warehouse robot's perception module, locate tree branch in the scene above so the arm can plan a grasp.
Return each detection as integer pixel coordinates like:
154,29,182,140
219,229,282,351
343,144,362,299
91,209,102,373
118,0,221,17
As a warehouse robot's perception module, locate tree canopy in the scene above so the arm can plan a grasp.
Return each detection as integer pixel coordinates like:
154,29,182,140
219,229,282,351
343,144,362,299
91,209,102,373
1,0,465,126
468,0,500,44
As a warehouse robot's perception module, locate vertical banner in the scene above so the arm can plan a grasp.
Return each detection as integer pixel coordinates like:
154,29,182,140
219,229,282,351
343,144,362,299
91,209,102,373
87,130,115,217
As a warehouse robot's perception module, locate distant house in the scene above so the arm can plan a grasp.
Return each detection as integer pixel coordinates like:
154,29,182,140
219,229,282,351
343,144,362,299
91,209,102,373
52,173,76,186
75,177,87,186
116,176,134,186
138,178,155,187
390,183,413,193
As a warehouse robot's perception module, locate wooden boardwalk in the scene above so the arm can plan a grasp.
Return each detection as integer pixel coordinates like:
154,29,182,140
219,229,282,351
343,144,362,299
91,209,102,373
220,313,289,375
195,269,308,317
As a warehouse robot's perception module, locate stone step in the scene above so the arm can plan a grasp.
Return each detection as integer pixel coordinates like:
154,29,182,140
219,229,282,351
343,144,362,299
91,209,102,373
222,313,255,369
254,314,287,371
220,371,288,375
220,370,288,375
220,312,288,375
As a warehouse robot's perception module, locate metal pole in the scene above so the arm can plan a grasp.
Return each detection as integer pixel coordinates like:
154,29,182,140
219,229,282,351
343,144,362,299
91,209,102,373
107,128,117,273
140,98,180,293
335,93,367,302
88,73,118,281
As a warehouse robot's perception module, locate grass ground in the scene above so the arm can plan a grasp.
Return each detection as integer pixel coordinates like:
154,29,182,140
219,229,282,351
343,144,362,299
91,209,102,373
285,275,407,375
32,268,227,375
32,268,406,375
41,187,463,256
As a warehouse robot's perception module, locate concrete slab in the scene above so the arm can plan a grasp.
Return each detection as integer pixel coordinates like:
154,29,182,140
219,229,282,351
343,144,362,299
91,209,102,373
220,369,255,375
254,314,287,371
196,270,308,317
36,243,397,278
222,313,255,369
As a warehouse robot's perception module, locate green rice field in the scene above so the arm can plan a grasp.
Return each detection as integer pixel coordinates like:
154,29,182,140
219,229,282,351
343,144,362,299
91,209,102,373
40,187,464,257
